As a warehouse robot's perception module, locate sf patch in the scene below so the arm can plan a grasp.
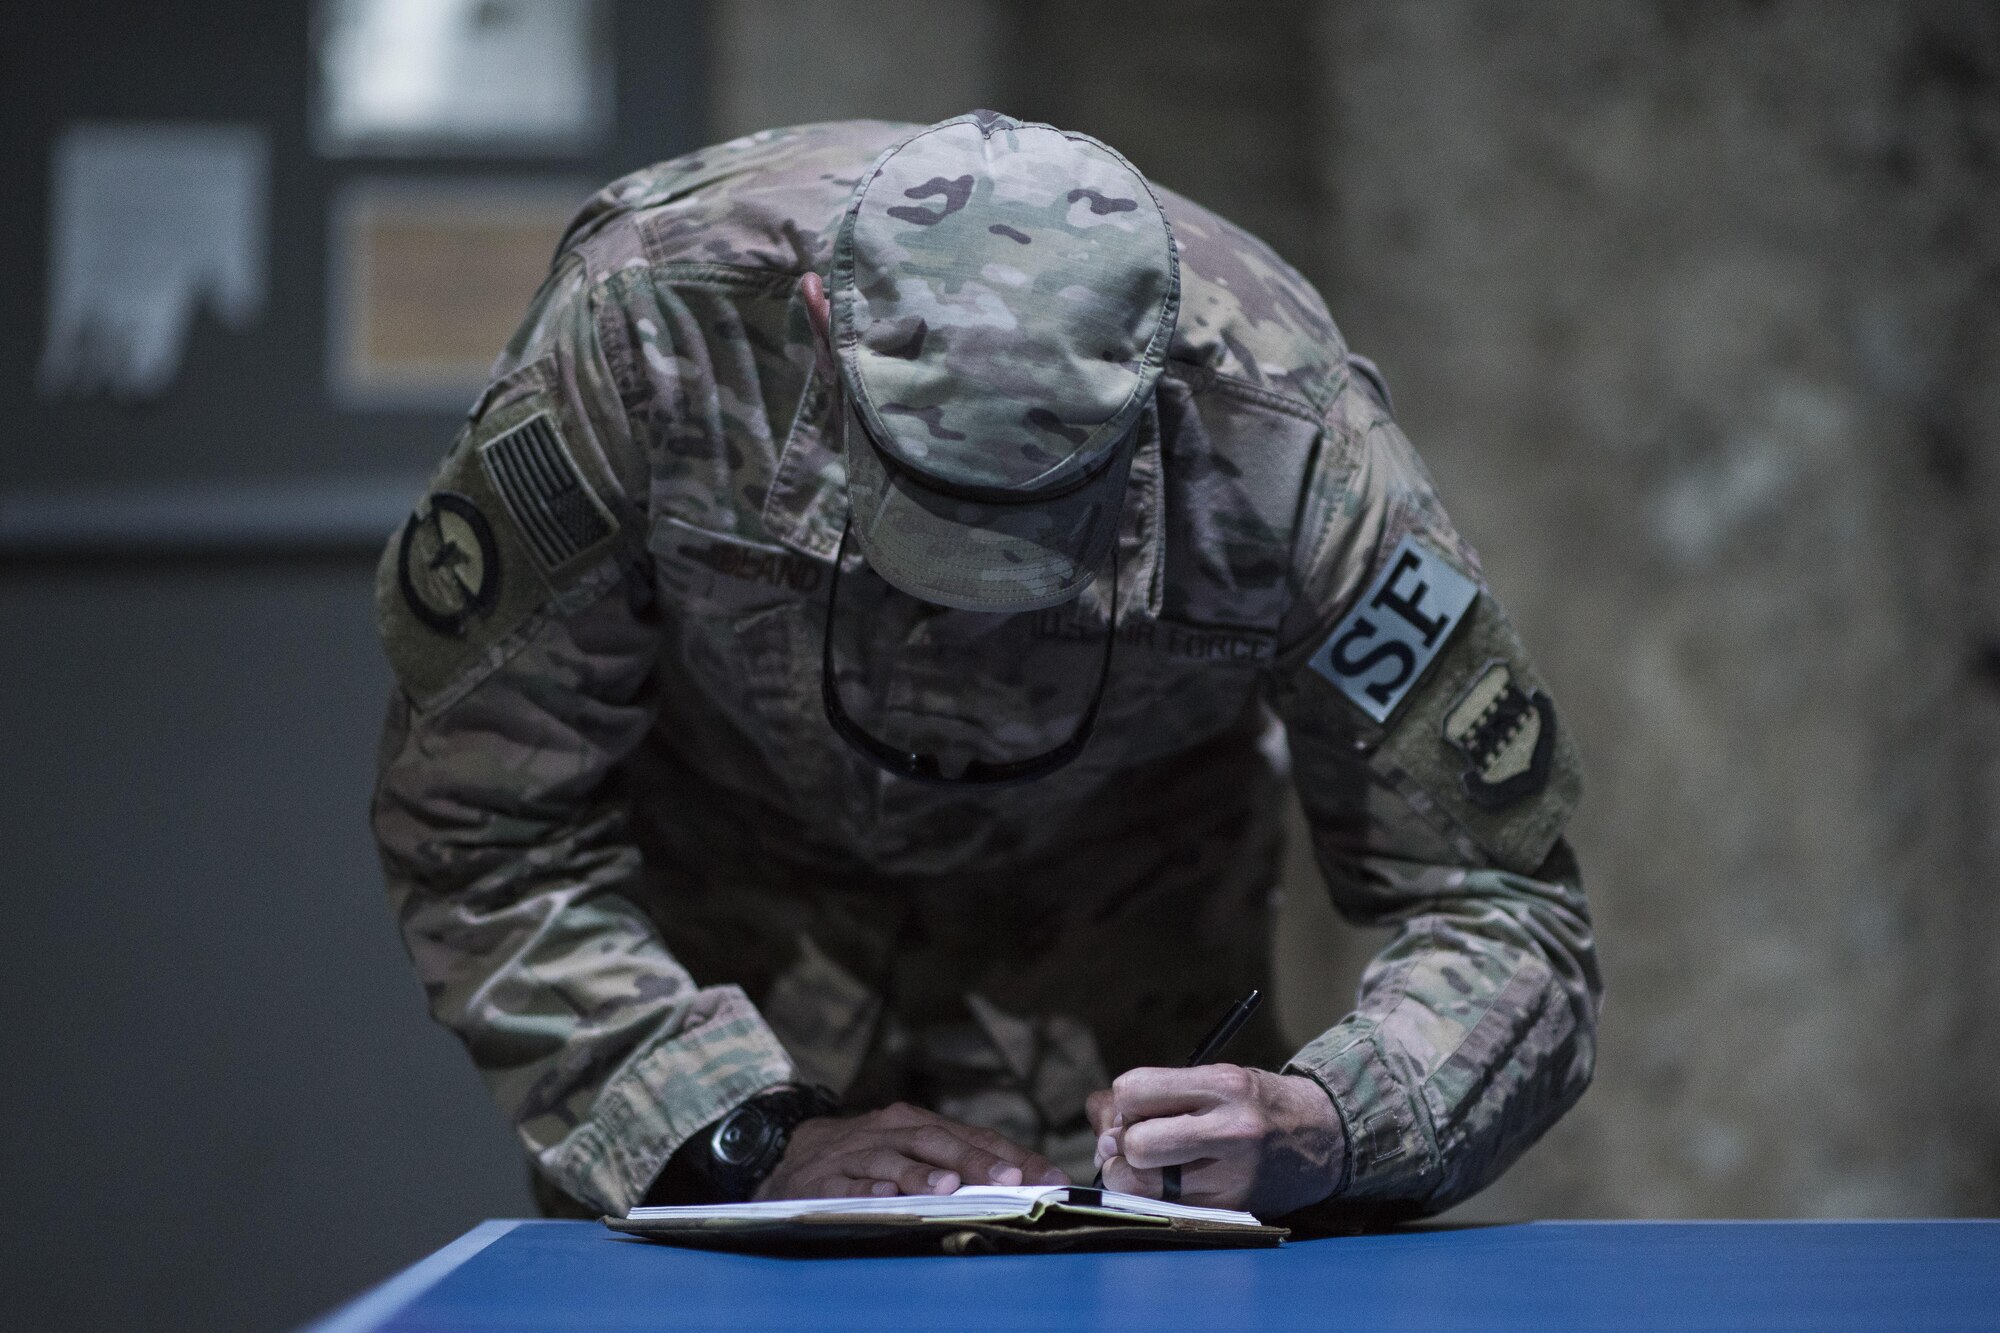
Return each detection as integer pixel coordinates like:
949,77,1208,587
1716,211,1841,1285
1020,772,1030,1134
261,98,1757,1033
1442,661,1556,809
397,491,500,636
1308,534,1478,723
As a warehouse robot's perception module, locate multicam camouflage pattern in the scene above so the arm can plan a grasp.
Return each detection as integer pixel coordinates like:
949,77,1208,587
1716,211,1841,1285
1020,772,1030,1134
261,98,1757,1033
837,111,1176,491
841,392,1137,613
831,111,1179,611
372,119,1600,1219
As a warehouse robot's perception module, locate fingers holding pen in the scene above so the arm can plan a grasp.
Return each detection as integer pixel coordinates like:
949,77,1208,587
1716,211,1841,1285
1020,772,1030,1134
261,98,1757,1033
1093,1065,1243,1166
1109,1064,1255,1118
1086,1087,1121,1137
1097,1152,1222,1202
1090,1064,1347,1212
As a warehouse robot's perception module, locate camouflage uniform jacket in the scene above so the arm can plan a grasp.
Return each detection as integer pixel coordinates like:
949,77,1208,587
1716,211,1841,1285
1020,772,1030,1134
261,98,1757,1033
372,120,1602,1219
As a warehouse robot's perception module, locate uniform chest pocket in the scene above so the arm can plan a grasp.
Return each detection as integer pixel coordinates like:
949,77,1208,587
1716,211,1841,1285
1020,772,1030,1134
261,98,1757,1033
648,516,852,801
651,516,831,616
1089,615,1276,769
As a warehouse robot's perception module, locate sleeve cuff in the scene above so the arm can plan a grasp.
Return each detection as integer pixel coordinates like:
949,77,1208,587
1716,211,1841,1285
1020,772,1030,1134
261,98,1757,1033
1285,1023,1441,1206
537,985,796,1214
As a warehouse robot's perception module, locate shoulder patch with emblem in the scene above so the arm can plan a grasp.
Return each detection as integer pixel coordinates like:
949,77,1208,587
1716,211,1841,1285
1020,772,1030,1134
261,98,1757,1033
1307,533,1478,723
396,491,501,635
1351,590,1580,875
1442,661,1556,809
1289,533,1581,874
378,380,624,710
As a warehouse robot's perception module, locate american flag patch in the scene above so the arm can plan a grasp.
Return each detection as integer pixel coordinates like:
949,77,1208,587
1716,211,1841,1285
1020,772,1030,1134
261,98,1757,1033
478,413,613,571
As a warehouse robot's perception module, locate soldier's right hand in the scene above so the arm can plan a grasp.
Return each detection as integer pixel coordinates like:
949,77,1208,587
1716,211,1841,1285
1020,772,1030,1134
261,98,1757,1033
753,1101,1069,1200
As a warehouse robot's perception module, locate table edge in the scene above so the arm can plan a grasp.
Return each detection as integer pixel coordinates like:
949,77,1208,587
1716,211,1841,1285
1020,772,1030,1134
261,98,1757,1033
294,1219,525,1333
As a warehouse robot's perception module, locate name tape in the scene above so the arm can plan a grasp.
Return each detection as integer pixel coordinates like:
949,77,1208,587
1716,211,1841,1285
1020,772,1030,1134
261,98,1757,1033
678,537,826,593
1034,611,1274,663
1308,534,1477,723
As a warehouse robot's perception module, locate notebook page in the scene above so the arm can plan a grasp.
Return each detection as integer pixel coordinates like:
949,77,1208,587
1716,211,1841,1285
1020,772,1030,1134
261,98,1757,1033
627,1184,1260,1227
627,1185,1058,1223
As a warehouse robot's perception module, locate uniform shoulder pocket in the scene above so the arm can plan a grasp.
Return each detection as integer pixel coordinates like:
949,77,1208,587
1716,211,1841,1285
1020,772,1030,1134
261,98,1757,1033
377,367,624,710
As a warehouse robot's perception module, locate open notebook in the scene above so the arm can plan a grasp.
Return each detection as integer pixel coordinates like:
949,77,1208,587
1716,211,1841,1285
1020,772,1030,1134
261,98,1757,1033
607,1185,1288,1255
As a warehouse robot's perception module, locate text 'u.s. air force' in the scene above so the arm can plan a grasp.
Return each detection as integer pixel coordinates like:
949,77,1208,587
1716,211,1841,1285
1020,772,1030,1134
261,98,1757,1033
1308,534,1477,723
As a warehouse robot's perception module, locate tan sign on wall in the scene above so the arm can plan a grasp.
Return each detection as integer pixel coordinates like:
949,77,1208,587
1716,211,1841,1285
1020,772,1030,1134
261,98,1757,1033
328,179,583,410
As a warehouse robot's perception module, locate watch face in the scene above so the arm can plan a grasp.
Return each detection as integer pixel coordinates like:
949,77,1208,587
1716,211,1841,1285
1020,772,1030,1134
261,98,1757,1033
712,1106,771,1167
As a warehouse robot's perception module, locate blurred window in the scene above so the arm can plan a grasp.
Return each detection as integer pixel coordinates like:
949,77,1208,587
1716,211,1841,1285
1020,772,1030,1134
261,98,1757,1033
314,0,611,156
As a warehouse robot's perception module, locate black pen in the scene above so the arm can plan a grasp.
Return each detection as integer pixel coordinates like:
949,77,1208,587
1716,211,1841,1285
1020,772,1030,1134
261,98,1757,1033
1091,988,1263,1192
1182,987,1264,1067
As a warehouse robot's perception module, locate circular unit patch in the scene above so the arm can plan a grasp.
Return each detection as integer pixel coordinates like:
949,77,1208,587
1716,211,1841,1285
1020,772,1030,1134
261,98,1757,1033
397,491,501,636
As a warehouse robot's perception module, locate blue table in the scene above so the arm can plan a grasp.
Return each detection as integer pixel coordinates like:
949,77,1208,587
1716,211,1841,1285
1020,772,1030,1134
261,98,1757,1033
304,1218,1999,1331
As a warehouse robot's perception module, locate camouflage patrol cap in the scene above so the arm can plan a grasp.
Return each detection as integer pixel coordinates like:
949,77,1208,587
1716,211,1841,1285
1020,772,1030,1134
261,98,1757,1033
830,110,1180,612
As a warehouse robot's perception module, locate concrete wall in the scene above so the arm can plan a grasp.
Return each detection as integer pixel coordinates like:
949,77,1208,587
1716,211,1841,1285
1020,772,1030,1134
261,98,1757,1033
710,0,2000,1219
1310,0,2000,1220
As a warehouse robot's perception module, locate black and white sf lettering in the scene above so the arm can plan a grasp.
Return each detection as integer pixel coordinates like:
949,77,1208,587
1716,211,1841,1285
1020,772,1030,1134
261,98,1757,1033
1308,535,1477,723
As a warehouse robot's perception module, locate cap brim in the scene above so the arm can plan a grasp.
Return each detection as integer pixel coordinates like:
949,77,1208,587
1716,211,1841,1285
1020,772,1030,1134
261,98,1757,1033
846,403,1131,613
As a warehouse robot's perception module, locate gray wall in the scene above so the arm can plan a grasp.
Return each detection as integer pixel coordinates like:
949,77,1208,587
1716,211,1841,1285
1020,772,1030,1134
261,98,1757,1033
1305,0,2000,1221
0,561,523,1332
4,3,1996,1331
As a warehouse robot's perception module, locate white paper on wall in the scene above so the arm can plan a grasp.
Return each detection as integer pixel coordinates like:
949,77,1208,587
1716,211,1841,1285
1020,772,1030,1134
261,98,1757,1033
38,122,269,401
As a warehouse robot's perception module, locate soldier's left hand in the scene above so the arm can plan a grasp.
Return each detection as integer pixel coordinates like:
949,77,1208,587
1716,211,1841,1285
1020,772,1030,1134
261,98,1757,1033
1087,1065,1344,1217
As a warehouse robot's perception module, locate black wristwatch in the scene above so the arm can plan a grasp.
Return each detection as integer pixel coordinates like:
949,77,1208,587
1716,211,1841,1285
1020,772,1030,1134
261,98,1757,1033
652,1085,841,1205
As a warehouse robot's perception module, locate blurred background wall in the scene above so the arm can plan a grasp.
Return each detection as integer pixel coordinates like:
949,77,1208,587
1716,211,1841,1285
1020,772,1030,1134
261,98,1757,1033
2,3,1994,1329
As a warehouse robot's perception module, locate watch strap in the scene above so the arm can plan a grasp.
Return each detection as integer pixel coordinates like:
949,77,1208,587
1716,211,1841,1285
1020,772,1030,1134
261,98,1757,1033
716,1084,842,1202
646,1084,840,1206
